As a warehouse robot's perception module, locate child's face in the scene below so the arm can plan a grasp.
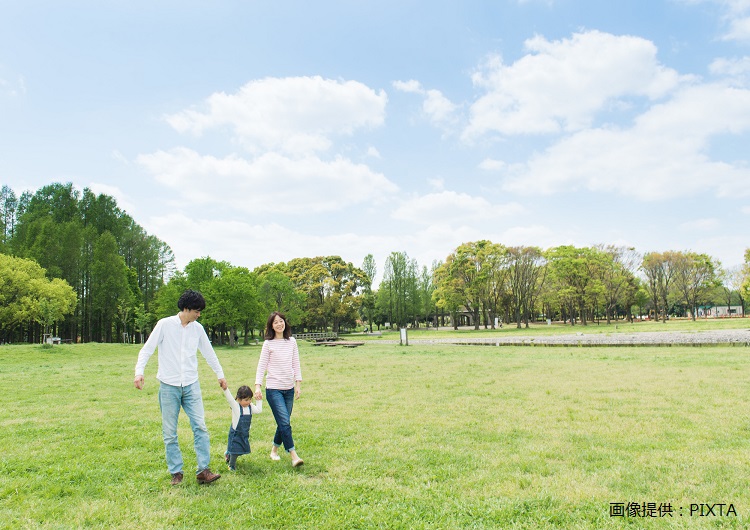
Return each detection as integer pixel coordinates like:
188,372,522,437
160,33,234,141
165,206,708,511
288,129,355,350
238,397,253,407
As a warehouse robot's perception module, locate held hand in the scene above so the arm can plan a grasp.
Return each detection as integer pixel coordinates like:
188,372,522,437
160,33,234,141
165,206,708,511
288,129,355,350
254,385,263,401
134,375,144,390
218,378,227,390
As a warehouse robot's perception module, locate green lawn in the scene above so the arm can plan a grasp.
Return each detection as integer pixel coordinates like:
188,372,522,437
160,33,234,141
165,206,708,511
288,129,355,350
1,340,748,529
355,316,750,340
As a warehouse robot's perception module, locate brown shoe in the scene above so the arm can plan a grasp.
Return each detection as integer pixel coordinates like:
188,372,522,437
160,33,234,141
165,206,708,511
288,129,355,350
170,472,184,486
196,468,221,484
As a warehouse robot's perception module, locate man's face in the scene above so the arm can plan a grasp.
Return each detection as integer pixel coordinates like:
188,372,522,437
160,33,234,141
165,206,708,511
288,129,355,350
185,308,202,323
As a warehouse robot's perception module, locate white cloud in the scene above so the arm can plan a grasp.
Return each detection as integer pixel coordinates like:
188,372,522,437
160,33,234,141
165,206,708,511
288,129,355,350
680,218,721,230
392,79,423,93
463,30,686,139
710,56,750,86
136,147,398,215
165,76,387,156
393,79,459,127
428,178,445,191
478,158,507,171
143,212,468,276
725,15,750,40
391,190,524,225
740,205,750,214
502,83,750,199
366,146,381,158
684,0,750,41
422,89,459,126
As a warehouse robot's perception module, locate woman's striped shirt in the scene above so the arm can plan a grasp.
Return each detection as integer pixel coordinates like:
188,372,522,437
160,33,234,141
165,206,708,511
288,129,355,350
255,337,302,390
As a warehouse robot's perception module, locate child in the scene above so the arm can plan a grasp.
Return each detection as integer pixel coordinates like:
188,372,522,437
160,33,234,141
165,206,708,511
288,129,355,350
223,385,262,470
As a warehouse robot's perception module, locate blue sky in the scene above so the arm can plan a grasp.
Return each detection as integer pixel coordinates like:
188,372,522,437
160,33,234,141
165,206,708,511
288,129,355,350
2,0,750,282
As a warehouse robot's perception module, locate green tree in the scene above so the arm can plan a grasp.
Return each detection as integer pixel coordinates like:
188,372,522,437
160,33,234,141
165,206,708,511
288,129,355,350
0,253,76,342
641,251,679,322
202,265,260,347
672,251,720,321
432,259,463,330
0,184,17,251
508,246,546,328
361,254,377,332
546,245,604,326
38,278,78,339
287,256,366,332
91,231,129,342
257,265,304,331
595,245,640,324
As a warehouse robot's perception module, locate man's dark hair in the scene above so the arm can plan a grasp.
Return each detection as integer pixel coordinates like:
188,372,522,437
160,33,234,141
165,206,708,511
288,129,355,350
177,289,206,311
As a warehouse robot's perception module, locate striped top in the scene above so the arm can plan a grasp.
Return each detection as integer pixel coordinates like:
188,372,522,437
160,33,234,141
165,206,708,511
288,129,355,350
255,337,302,390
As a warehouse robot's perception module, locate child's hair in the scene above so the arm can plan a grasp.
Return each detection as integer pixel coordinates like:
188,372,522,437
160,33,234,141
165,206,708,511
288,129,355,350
264,311,291,340
235,385,253,401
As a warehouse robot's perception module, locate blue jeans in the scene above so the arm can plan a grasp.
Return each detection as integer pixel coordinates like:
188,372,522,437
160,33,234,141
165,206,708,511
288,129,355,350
159,381,211,474
266,388,295,452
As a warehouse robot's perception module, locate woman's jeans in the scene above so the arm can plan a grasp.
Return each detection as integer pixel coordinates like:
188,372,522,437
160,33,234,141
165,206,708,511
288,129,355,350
159,381,211,474
265,388,295,452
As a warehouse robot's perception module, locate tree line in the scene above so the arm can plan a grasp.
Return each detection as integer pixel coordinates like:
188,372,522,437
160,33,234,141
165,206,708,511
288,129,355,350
433,242,748,329
2,182,749,344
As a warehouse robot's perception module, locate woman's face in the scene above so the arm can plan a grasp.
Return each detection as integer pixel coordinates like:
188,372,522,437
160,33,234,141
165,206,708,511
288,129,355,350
272,315,286,334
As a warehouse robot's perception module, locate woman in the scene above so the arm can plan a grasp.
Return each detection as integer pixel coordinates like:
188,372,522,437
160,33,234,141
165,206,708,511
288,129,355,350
254,311,304,467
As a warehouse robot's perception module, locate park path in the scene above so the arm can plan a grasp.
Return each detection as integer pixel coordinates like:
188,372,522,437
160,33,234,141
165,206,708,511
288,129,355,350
373,329,750,346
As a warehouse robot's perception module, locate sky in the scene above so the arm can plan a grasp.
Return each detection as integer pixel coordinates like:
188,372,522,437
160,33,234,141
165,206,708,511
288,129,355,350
2,0,750,283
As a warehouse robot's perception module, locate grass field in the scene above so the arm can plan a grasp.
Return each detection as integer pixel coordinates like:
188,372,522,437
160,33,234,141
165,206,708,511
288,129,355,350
356,316,750,341
1,337,749,529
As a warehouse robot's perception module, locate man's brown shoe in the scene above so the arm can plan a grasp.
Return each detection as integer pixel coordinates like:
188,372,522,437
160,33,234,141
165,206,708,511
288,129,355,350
196,468,221,484
170,472,184,486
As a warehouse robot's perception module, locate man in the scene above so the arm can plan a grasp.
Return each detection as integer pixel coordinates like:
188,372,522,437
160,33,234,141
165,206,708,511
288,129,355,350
134,289,227,486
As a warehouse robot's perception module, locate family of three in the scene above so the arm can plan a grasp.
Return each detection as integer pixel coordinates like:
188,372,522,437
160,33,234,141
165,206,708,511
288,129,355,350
133,289,304,485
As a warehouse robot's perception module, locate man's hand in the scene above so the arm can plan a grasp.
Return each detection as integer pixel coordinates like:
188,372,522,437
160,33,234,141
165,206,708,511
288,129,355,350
218,378,227,390
134,375,144,390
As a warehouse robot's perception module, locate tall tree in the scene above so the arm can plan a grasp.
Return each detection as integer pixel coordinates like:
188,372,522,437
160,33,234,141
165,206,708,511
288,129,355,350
361,254,377,332
507,246,546,328
672,251,720,321
432,259,463,330
546,245,604,326
641,251,679,322
595,245,640,324
287,256,366,332
202,265,260,347
0,184,17,250
257,265,304,329
91,231,129,342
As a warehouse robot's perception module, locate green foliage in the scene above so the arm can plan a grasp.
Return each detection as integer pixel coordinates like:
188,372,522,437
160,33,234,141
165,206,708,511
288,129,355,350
0,253,76,339
287,256,366,332
1,182,174,343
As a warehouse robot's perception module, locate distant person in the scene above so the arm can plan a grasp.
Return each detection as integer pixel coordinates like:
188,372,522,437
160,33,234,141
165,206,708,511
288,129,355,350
254,311,304,467
134,289,227,486
223,384,262,470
